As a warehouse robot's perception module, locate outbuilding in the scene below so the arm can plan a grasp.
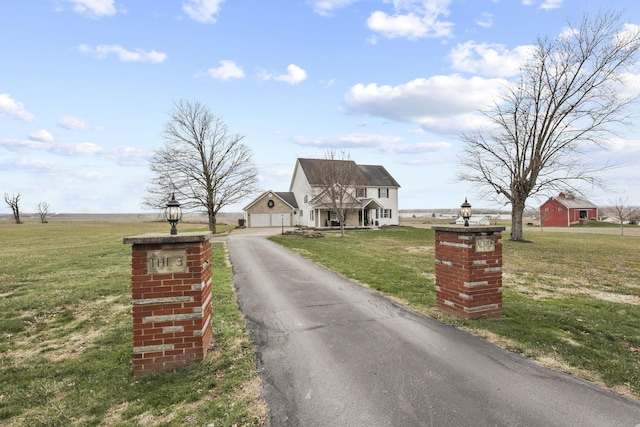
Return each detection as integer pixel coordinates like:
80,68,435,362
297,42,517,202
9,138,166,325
243,191,298,228
539,192,598,227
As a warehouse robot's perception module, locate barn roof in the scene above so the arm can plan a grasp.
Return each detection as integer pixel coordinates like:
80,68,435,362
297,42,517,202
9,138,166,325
552,193,598,209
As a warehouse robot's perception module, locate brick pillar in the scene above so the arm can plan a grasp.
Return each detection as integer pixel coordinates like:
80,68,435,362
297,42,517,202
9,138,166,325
123,232,212,374
432,226,506,319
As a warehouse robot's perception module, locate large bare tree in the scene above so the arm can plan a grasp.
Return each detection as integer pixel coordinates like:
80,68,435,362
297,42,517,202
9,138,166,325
457,11,640,241
144,100,259,233
305,149,363,237
4,193,22,224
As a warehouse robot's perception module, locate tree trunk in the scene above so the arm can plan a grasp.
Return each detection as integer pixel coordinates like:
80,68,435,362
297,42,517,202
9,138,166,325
208,212,217,234
510,201,525,241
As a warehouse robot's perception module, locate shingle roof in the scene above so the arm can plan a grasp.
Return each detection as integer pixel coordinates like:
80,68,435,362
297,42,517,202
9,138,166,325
298,158,400,188
275,192,298,208
358,164,400,187
554,193,597,209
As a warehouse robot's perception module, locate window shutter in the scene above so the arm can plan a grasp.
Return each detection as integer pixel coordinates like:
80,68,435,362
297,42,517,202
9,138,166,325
378,188,380,198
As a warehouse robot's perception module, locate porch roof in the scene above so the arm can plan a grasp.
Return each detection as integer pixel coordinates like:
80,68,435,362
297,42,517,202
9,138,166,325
311,198,383,210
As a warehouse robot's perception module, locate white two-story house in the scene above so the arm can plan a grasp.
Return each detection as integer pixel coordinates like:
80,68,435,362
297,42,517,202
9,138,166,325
243,158,400,228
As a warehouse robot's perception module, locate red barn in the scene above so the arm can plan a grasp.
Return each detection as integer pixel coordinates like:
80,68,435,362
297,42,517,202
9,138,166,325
540,192,598,227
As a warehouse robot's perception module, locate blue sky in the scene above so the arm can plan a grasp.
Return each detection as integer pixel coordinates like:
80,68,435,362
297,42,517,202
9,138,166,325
1,0,639,214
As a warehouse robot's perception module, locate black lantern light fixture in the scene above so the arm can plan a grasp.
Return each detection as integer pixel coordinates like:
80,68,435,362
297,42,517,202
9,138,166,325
165,193,182,235
460,197,472,227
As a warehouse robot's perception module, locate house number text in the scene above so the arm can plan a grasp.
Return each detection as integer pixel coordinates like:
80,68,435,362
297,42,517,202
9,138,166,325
475,235,495,252
147,250,188,274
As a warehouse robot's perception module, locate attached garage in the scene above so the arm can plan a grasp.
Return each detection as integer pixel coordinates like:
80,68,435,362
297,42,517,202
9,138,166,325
250,213,270,227
243,191,298,228
271,213,291,227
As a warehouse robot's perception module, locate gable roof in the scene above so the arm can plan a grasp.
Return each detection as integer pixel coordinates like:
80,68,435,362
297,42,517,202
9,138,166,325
275,192,298,208
296,158,400,188
243,191,298,210
547,193,597,209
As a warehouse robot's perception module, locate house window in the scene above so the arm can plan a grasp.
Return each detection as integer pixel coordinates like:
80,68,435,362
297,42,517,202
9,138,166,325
379,209,392,218
558,207,563,211
378,188,389,198
304,195,308,203
300,210,303,217
545,207,549,211
356,187,366,198
330,211,337,221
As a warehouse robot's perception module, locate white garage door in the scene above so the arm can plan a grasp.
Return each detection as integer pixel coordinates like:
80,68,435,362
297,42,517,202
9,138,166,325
250,213,270,227
271,213,291,227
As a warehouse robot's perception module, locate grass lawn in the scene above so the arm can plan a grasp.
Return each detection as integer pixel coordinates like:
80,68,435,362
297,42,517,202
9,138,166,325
0,220,265,426
270,226,640,399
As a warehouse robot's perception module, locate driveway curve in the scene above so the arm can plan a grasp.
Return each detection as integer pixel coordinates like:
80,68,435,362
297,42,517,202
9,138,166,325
225,233,640,427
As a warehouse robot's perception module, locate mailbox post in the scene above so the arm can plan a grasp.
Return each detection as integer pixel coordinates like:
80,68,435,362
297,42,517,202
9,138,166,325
123,231,212,374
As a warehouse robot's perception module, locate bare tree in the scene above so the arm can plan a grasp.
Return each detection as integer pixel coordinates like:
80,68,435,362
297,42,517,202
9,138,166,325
4,193,22,224
457,11,640,242
609,195,639,236
36,201,50,223
144,100,260,233
305,149,363,237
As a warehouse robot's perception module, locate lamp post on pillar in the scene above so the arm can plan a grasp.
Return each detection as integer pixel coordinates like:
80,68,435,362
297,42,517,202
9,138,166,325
460,198,472,227
165,193,182,235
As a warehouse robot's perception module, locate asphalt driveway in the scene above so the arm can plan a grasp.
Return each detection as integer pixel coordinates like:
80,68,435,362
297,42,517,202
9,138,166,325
225,233,640,427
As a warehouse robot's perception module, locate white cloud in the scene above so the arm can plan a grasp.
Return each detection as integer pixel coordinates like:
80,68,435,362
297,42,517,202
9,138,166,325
292,133,403,149
522,0,564,9
366,0,454,40
207,60,245,80
58,115,90,130
448,41,534,77
65,0,117,18
183,0,225,24
78,44,167,63
0,93,35,122
390,141,452,154
291,132,451,155
29,130,54,143
540,0,563,10
0,157,67,174
275,64,308,84
475,12,493,28
0,138,151,166
603,137,640,153
344,74,507,133
310,0,359,17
